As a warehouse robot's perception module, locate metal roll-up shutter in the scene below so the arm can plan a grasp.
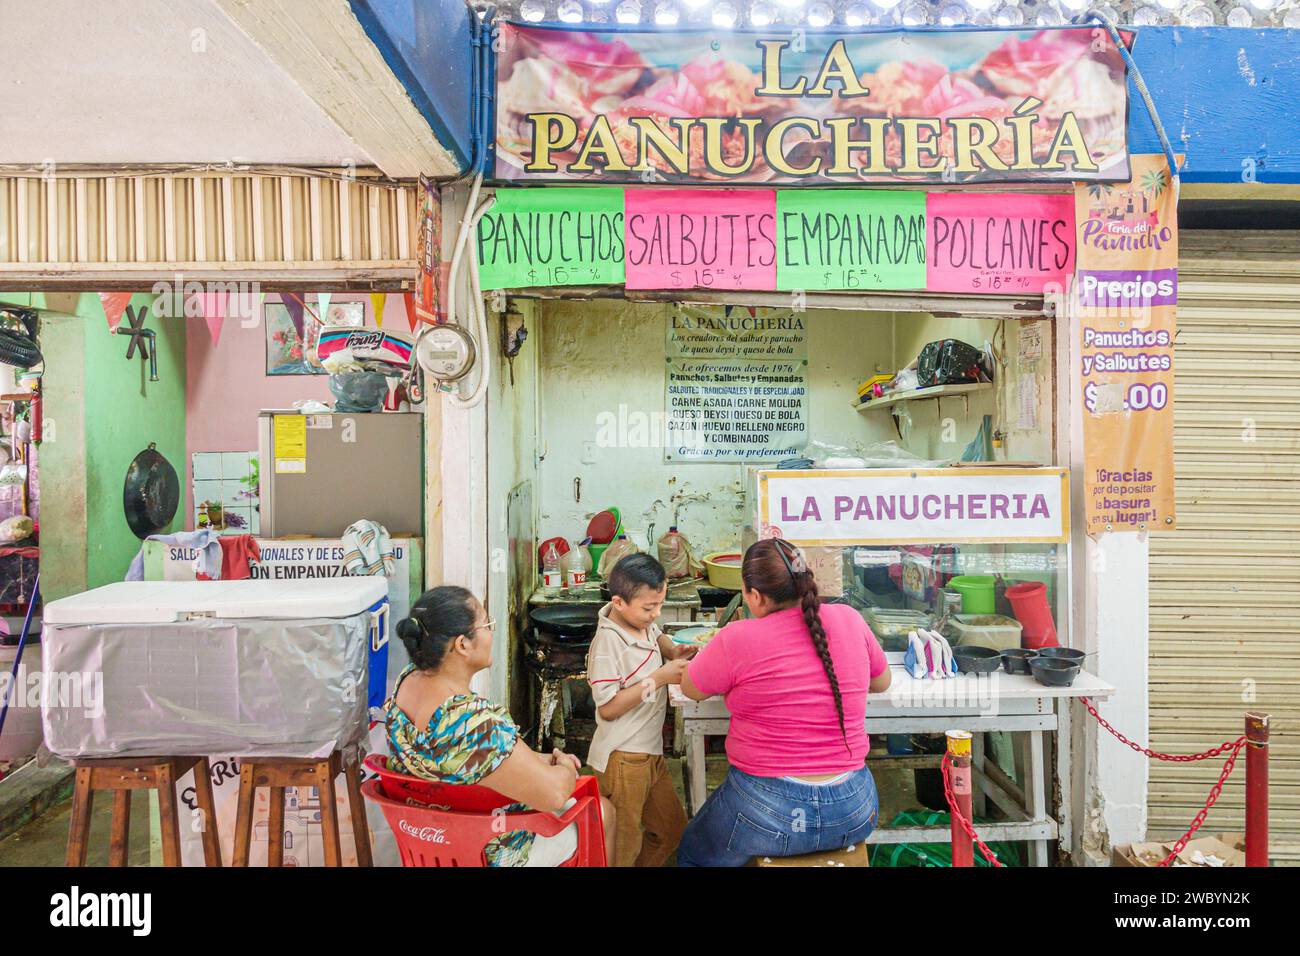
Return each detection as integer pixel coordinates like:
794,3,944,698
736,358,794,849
0,169,418,290
1148,231,1300,864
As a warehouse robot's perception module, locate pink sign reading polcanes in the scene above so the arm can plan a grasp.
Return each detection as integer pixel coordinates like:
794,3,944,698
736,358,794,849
624,189,777,291
926,193,1076,295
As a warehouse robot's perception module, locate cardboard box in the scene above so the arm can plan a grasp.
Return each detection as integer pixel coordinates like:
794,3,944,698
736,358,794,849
1112,833,1245,868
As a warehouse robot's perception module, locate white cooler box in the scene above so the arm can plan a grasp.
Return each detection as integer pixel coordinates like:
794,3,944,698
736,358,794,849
41,578,388,759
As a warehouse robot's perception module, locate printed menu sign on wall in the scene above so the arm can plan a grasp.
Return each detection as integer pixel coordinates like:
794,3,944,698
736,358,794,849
667,304,807,361
665,306,807,462
1074,153,1178,534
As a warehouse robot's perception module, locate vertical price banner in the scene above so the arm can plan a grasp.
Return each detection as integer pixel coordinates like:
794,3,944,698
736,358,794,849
1075,154,1178,534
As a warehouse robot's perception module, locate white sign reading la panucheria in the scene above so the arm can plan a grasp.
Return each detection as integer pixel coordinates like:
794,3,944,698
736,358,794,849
758,468,1070,545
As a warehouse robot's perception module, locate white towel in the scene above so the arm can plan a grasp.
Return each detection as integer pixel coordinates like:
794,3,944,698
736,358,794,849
341,520,394,576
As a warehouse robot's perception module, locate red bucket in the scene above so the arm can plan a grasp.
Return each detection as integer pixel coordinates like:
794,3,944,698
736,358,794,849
1005,582,1058,649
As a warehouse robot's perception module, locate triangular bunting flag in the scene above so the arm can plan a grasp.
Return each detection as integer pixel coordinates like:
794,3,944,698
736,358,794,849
317,292,332,325
99,292,134,332
403,293,418,333
200,291,227,346
370,292,387,329
283,294,305,342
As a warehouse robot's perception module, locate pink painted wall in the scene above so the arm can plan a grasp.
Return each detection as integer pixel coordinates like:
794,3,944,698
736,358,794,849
184,292,406,526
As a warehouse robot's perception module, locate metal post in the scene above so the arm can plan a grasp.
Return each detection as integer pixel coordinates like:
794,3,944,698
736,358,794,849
1244,712,1270,867
947,729,973,868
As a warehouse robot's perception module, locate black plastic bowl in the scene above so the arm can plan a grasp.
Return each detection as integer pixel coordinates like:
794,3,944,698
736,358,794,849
1030,657,1080,687
1035,647,1087,665
1000,648,1038,675
953,645,1002,674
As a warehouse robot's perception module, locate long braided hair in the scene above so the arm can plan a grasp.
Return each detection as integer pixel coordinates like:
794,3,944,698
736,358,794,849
741,539,848,752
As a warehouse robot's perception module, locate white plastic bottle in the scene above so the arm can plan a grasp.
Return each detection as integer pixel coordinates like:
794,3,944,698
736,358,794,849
561,540,589,590
541,541,563,596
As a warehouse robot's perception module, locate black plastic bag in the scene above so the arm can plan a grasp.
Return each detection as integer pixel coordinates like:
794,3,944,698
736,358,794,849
916,339,985,387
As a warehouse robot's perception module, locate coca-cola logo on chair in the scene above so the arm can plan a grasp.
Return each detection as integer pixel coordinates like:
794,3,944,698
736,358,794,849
398,818,449,844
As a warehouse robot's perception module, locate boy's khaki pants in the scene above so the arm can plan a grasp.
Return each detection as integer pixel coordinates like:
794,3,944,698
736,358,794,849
596,752,687,867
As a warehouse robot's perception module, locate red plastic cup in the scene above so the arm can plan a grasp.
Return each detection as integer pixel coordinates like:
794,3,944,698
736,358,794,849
1005,581,1058,649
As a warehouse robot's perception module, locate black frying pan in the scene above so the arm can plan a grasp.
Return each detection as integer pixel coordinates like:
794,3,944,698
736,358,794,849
529,604,601,642
124,443,180,539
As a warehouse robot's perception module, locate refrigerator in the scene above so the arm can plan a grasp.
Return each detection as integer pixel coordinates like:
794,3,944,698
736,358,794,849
258,410,423,539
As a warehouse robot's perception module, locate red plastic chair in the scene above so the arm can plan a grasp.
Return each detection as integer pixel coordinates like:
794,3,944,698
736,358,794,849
364,754,513,813
361,756,607,867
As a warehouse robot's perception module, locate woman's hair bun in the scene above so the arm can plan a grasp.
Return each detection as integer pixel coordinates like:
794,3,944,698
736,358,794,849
398,586,478,673
396,616,423,648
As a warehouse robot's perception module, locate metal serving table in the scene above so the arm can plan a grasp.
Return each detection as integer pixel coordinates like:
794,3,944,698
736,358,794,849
671,666,1115,867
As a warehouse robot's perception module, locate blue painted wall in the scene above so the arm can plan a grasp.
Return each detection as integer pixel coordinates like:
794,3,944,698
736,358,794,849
1130,27,1299,184
349,0,475,173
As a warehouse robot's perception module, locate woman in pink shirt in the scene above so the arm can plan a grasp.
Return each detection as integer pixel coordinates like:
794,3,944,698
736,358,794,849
677,539,892,866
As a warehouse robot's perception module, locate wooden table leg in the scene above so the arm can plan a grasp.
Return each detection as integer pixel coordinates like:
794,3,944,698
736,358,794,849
344,757,373,867
155,760,183,867
108,789,132,867
316,759,343,867
66,767,95,867
192,757,222,867
233,763,256,867
267,786,286,867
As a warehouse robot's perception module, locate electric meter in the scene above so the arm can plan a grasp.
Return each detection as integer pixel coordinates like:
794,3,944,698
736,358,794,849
414,323,476,382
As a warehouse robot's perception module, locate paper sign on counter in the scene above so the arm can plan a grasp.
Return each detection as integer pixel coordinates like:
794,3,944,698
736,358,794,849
624,189,776,290
926,193,1075,294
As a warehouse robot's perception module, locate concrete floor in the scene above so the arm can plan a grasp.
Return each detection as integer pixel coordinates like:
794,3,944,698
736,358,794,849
0,753,920,867
1,786,154,867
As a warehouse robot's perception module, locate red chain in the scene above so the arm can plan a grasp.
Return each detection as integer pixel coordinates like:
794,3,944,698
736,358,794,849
1155,738,1247,867
941,752,1005,868
1081,697,1245,762
1079,697,1248,868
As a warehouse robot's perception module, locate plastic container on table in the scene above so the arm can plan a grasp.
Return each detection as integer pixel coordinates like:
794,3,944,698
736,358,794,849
1005,581,1059,649
863,607,934,652
947,614,1023,651
948,575,996,615
597,534,638,579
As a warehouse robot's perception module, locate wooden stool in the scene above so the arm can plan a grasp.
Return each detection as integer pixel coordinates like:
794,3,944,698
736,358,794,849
751,843,871,868
66,756,221,867
232,749,371,867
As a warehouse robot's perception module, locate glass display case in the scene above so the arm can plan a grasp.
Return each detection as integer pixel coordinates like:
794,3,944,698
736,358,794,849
836,542,1066,652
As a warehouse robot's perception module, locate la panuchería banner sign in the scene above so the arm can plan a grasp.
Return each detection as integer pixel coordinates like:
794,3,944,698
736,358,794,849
758,468,1071,545
494,24,1132,186
477,187,1076,294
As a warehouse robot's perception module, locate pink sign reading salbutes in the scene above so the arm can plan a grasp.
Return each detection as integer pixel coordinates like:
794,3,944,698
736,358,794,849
623,189,777,291
926,193,1076,295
